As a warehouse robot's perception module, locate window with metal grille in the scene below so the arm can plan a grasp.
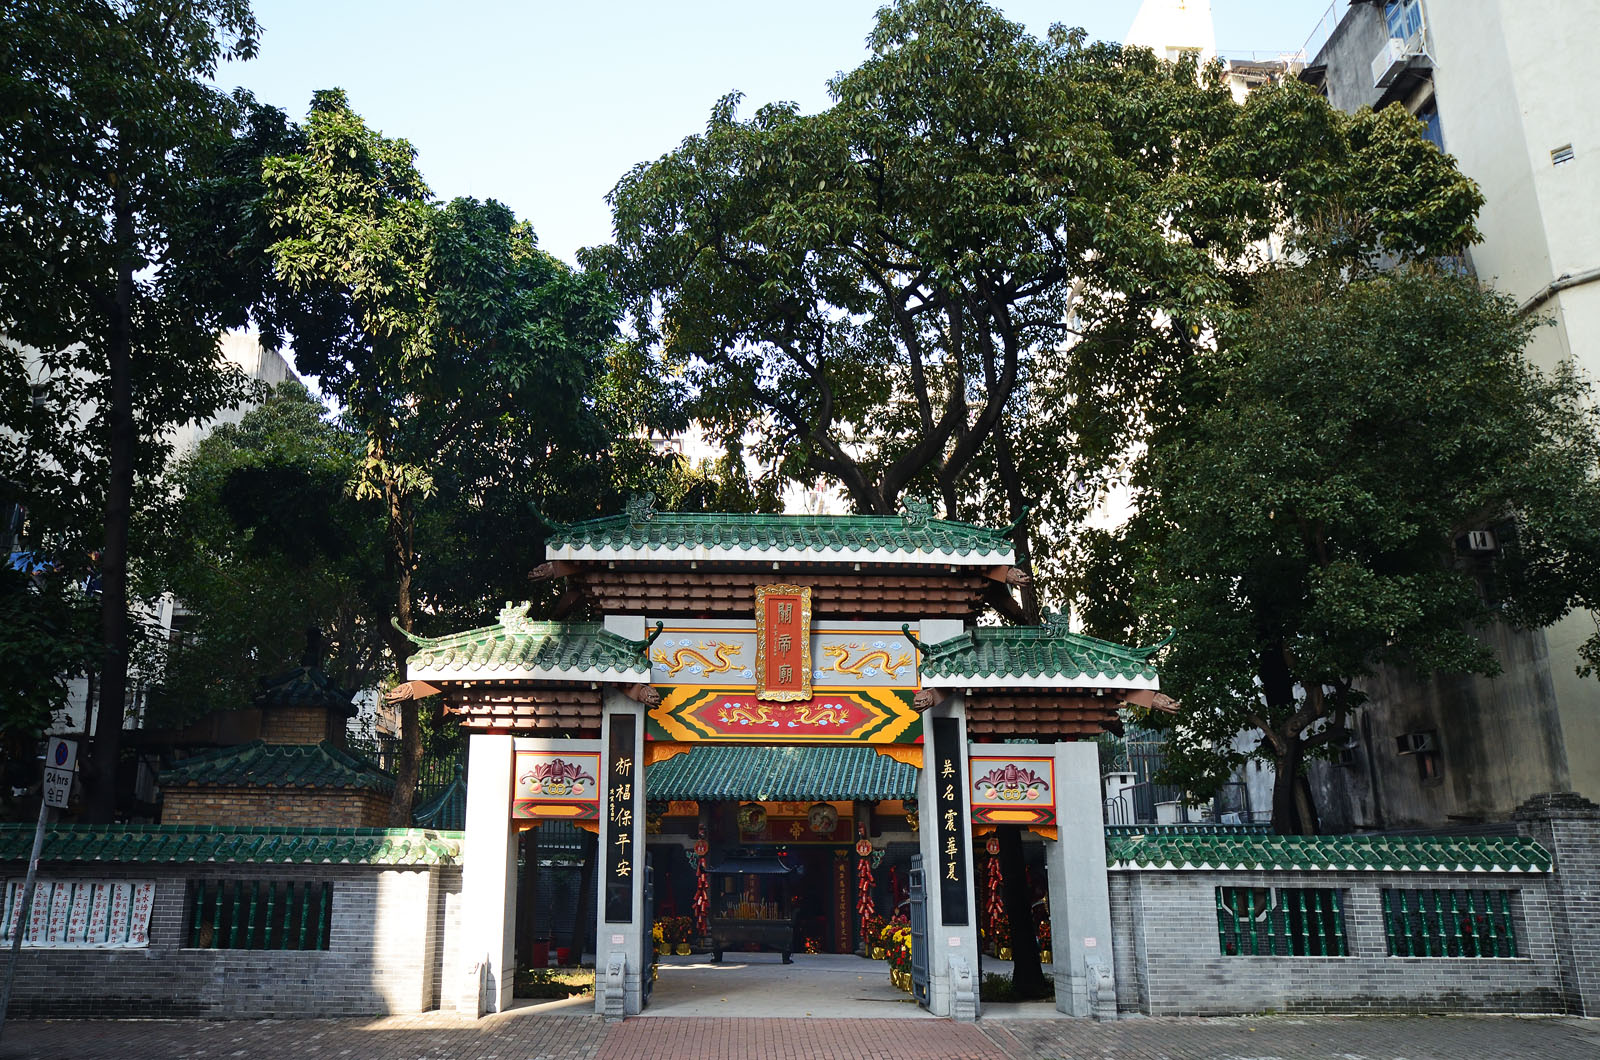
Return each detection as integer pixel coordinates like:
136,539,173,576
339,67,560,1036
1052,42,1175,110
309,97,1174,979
186,879,332,950
1382,888,1517,957
1215,886,1347,956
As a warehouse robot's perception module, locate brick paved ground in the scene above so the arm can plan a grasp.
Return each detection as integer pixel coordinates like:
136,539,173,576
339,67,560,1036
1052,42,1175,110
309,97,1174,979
5,1012,1600,1060
600,1016,1004,1059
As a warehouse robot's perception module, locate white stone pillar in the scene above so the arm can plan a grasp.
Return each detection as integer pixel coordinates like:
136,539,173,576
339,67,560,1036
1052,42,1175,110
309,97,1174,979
458,732,517,1015
916,690,982,1020
595,687,647,1017
1047,740,1117,1018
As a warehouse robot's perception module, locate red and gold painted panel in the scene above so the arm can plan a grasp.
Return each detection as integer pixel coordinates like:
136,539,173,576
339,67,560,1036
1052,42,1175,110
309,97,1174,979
647,686,923,744
755,584,812,700
968,755,1056,827
512,749,601,821
648,624,919,690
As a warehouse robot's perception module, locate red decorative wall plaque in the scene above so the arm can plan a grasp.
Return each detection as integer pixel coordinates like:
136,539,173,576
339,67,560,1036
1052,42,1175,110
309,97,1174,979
755,585,812,701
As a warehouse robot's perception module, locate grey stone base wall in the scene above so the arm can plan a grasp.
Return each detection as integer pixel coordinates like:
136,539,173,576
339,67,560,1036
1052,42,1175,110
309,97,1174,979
1109,869,1561,1015
2,862,463,1019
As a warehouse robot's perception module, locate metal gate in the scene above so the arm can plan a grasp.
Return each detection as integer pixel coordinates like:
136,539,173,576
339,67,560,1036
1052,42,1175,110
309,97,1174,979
909,855,929,1007
640,862,654,1007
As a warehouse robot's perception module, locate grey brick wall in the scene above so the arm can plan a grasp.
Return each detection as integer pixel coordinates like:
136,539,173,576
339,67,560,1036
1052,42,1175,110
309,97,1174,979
1109,868,1562,1015
1515,792,1600,1015
1,862,462,1019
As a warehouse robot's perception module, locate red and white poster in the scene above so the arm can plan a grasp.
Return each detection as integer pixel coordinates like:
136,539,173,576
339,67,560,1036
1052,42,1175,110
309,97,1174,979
1,879,154,948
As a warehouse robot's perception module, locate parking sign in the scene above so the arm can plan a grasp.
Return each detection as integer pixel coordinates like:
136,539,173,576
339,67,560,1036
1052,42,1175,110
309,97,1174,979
41,738,76,809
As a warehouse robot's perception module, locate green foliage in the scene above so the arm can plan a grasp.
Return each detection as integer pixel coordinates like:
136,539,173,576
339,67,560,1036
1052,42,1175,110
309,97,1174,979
1084,267,1600,831
592,0,1483,619
260,91,624,634
0,0,268,550
259,91,627,818
0,0,281,818
0,568,99,742
135,380,385,727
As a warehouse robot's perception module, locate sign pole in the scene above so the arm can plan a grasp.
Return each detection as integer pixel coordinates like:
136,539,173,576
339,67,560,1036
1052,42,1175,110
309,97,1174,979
0,788,51,1044
0,736,74,1044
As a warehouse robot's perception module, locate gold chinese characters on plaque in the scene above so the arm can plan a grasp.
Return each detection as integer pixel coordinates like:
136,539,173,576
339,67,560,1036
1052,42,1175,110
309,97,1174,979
755,584,812,701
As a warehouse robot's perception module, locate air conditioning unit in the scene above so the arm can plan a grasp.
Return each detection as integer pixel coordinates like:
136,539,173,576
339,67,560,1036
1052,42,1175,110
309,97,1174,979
1371,37,1409,87
1396,732,1434,755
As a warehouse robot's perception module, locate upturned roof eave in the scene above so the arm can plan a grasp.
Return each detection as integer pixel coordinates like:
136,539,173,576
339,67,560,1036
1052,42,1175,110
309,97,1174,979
544,540,1015,566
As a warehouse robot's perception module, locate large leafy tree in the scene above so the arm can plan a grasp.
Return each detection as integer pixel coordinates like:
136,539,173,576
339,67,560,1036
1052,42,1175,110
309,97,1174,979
0,0,270,819
260,91,620,820
1084,266,1600,834
136,380,386,727
592,0,1481,620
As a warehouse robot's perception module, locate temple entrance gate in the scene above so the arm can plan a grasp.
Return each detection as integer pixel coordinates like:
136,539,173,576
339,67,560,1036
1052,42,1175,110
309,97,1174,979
407,503,1161,1021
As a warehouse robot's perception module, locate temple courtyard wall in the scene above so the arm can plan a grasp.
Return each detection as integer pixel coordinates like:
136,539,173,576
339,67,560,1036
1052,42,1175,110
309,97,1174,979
3,794,1599,1019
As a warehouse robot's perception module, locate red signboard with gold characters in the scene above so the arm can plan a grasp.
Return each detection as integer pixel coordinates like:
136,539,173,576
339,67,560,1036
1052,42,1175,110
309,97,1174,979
755,584,812,701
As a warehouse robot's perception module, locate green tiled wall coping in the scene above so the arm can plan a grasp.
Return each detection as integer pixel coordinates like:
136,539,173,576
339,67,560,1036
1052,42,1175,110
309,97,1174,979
1106,832,1550,873
0,824,464,865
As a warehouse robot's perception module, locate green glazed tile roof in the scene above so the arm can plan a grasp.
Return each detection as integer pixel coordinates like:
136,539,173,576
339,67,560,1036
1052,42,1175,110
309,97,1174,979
254,663,357,717
646,745,918,801
1105,832,1551,873
920,624,1160,686
407,604,648,679
160,741,395,793
545,498,1015,564
0,824,463,866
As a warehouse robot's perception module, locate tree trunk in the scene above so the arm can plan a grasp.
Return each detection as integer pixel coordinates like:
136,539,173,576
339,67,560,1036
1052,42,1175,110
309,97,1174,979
383,462,421,826
997,826,1050,999
86,175,137,824
1270,734,1321,836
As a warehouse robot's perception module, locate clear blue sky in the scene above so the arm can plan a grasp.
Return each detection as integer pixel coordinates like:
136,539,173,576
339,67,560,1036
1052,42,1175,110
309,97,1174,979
219,1,1335,265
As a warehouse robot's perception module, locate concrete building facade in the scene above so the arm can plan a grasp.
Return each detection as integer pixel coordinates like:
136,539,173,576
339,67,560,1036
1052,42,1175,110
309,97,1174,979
1300,0,1600,830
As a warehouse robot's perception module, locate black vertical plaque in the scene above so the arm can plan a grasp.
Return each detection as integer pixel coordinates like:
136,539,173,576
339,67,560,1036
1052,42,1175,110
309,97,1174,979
932,716,969,925
604,714,637,923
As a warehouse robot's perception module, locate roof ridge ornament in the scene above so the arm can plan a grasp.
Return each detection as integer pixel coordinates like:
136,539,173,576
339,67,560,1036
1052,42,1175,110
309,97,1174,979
626,491,657,527
389,616,427,647
528,500,569,533
1133,628,1177,657
498,601,537,633
998,505,1030,539
900,495,933,529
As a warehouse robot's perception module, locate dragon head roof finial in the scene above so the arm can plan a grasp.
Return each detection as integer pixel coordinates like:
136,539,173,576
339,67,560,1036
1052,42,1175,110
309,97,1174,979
626,491,657,527
900,495,934,529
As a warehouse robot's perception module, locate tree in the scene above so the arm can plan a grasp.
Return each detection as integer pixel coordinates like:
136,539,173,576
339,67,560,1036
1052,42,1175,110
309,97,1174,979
592,0,1482,621
1084,266,1600,834
260,91,619,821
1,0,268,820
135,380,387,727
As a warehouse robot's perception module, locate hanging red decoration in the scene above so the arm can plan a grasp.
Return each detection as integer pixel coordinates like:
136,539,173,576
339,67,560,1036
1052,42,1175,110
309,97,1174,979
857,846,876,938
984,853,1007,948
693,855,710,936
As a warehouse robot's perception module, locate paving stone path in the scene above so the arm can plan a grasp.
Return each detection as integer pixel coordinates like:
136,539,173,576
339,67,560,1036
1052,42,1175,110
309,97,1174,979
6,1012,1600,1060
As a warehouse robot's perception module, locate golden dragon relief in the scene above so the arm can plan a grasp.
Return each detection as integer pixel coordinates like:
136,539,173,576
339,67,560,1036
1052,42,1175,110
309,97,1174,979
818,643,913,678
651,641,744,677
